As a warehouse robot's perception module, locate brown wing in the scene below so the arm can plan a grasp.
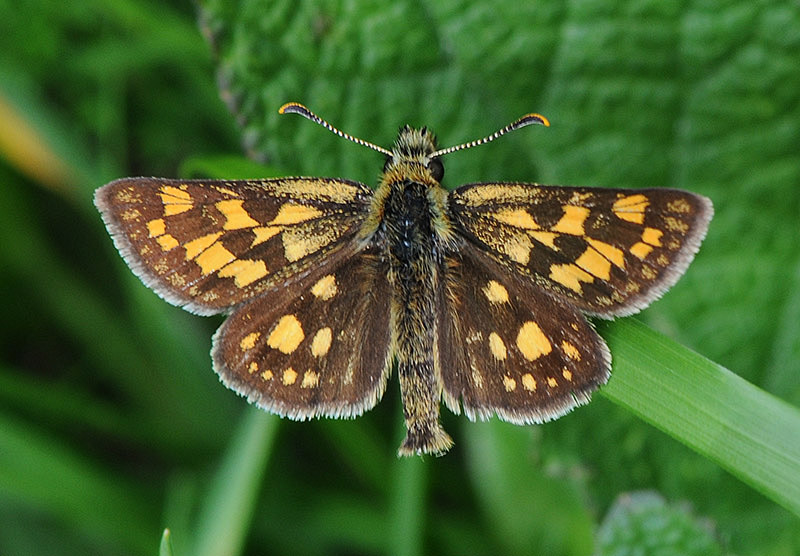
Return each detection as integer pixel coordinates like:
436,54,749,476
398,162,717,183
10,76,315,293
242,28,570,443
94,177,373,315
449,183,712,317
436,246,610,424
212,248,393,419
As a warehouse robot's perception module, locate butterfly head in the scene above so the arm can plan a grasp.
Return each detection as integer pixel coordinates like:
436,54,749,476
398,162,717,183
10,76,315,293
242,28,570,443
384,125,445,184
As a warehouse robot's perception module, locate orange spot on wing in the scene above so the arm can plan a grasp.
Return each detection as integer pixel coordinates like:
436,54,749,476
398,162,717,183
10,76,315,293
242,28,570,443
217,199,259,230
516,321,552,361
551,205,590,235
267,315,305,354
549,263,594,292
613,194,648,224
218,258,268,287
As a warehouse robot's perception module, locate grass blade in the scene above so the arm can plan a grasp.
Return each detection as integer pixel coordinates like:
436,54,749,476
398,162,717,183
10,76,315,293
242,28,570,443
599,319,800,516
189,408,279,556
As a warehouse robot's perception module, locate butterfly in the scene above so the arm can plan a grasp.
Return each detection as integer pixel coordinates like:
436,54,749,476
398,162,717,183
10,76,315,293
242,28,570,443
95,102,712,455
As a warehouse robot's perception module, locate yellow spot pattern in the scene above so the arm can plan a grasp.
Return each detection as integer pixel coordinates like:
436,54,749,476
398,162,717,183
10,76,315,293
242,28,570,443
156,234,179,251
493,208,539,229
549,263,594,293
642,227,663,246
504,236,532,265
250,226,281,247
667,198,692,213
261,370,273,381
552,205,590,235
213,186,238,196
267,315,305,354
160,186,193,216
613,194,648,224
562,369,573,381
283,230,330,262
522,373,537,391
664,216,689,233
218,258,268,287
147,218,166,237
630,242,654,260
282,368,298,385
301,371,320,388
195,242,236,274
547,377,558,388
488,332,507,361
503,375,517,392
122,209,141,221
184,232,222,260
216,199,259,230
561,341,581,360
482,280,509,304
240,332,260,351
587,238,626,269
269,204,322,226
516,321,552,361
167,274,185,287
248,361,258,374
311,275,338,300
574,246,612,280
311,327,333,357
530,230,558,249
145,217,179,251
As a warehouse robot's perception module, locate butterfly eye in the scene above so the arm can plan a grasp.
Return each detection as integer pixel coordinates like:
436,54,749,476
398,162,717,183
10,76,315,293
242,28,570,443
428,157,444,182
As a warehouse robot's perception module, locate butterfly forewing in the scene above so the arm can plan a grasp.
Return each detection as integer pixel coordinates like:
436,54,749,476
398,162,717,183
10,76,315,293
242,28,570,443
212,248,393,419
449,184,712,317
95,177,373,315
438,246,610,424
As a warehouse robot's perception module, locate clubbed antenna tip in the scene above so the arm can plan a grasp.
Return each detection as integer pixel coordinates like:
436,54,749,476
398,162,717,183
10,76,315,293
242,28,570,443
279,102,550,159
431,112,549,158
279,102,392,156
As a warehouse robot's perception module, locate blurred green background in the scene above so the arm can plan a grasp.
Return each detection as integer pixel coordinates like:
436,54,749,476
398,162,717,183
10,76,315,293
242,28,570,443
1,1,799,555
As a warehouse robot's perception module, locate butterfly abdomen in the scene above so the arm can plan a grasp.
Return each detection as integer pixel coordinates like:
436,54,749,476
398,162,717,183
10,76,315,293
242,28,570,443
379,176,454,456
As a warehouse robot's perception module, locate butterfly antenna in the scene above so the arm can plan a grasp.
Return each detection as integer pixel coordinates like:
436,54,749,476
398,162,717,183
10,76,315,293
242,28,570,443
431,113,550,158
279,102,393,157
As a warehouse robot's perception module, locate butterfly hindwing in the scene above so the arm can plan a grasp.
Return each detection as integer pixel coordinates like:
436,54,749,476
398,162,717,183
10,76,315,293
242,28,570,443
437,246,610,424
449,183,712,317
212,248,394,419
94,177,373,315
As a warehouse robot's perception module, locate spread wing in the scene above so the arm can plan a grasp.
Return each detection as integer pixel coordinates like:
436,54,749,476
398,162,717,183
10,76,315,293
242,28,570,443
448,183,712,317
437,181,712,422
94,177,373,315
212,248,393,419
437,246,610,424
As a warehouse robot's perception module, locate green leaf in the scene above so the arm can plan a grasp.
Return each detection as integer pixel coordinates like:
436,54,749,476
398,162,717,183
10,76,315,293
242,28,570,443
188,408,279,556
179,155,283,181
387,449,429,556
159,529,174,556
599,319,800,516
598,491,722,556
464,421,594,556
0,409,156,555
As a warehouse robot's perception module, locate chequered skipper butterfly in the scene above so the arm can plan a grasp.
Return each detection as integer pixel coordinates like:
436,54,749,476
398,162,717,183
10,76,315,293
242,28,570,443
95,103,712,456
